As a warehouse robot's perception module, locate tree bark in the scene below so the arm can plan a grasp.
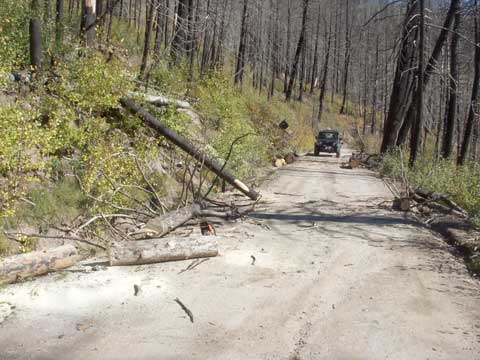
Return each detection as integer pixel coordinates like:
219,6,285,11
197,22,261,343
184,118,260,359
109,236,218,266
0,245,78,285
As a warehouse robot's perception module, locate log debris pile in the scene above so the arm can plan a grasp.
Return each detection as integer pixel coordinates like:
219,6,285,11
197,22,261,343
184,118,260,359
0,96,261,284
342,153,381,169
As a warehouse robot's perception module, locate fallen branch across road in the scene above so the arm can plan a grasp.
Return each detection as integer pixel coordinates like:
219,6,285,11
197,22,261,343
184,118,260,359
109,235,219,266
120,97,260,201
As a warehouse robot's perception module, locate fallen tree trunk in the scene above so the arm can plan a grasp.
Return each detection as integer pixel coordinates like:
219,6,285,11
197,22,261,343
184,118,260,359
109,236,218,266
120,97,260,201
0,245,79,285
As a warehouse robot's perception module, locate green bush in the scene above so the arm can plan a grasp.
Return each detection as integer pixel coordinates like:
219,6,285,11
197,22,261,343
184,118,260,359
381,148,480,225
0,0,30,88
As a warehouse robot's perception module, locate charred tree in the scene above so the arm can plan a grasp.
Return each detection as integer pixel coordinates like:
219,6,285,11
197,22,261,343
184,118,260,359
458,0,480,165
409,0,426,165
286,0,309,101
139,0,155,78
441,8,461,160
380,0,419,153
234,0,249,85
30,0,43,72
397,0,462,146
81,0,96,46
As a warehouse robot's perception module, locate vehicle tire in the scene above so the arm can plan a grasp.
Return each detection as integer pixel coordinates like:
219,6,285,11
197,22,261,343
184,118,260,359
336,152,340,158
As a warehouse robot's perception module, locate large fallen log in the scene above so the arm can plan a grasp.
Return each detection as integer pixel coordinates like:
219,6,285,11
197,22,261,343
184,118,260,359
109,236,218,266
120,97,260,201
0,245,79,285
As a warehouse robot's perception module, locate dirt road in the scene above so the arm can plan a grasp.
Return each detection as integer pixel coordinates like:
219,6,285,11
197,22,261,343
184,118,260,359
1,152,480,360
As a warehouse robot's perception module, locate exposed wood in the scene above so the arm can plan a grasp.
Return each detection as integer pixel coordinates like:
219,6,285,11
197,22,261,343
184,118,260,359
120,97,260,200
0,245,79,285
134,93,192,109
109,235,219,266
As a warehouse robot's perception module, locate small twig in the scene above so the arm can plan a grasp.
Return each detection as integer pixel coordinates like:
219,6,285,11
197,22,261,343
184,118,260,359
250,255,256,266
4,232,106,250
178,258,209,274
203,133,253,199
174,297,194,323
274,192,303,197
133,155,168,214
76,214,136,232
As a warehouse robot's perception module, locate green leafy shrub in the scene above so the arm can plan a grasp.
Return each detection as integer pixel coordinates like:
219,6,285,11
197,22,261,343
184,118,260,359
0,104,46,217
54,53,132,114
196,73,268,177
381,149,480,225
0,0,30,88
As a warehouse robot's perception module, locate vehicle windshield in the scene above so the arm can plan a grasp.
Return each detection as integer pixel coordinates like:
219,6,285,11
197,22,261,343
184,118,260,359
318,132,338,140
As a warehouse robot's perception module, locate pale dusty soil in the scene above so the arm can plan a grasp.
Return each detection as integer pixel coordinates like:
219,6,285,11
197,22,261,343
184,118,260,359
1,151,479,360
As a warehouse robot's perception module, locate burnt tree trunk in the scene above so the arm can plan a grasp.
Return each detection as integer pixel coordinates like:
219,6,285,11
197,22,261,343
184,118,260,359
317,16,332,126
409,0,426,165
286,0,309,101
396,0,461,146
171,0,189,62
234,0,249,85
458,0,480,165
441,9,461,160
339,0,351,115
380,0,419,153
30,0,43,72
139,0,155,78
81,0,96,46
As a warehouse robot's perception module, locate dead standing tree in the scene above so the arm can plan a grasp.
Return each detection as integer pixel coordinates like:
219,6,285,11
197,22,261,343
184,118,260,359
286,0,309,101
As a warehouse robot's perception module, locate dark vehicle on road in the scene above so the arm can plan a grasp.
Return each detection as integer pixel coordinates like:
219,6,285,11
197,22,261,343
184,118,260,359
314,130,342,157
